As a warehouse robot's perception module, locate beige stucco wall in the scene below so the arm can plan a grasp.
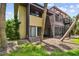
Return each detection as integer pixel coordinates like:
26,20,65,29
18,5,26,39
18,5,43,38
30,15,43,27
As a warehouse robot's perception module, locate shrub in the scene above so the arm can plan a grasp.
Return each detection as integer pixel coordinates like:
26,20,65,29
6,19,15,40
6,16,20,40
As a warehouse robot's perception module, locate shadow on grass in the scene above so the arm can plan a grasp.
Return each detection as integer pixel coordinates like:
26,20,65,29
59,44,72,50
42,41,64,52
63,41,79,45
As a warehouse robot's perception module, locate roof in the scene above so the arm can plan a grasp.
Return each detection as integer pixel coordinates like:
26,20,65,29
19,3,70,17
33,4,69,17
50,6,69,16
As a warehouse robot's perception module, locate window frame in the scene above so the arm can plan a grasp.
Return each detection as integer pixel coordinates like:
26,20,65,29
29,26,41,37
29,26,37,37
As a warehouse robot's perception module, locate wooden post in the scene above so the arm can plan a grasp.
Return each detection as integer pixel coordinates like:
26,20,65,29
26,4,30,41
0,3,7,53
41,3,48,41
53,13,56,37
14,3,18,17
60,14,79,41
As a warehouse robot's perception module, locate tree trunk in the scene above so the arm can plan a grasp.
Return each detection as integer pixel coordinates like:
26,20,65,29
41,3,48,41
0,3,7,53
60,14,79,41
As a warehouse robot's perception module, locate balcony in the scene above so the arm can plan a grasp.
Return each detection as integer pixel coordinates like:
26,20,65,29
30,15,43,27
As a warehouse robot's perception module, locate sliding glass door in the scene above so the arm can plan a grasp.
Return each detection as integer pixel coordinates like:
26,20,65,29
30,26,36,37
29,26,41,37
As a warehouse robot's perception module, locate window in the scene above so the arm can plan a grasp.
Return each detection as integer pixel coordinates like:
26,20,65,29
55,26,59,36
30,10,42,17
55,14,63,22
55,26,63,36
30,11,39,16
29,26,41,37
29,26,36,37
59,15,63,22
37,27,41,36
55,14,59,22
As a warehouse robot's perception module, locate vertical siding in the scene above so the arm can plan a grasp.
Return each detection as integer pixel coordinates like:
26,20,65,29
18,5,26,39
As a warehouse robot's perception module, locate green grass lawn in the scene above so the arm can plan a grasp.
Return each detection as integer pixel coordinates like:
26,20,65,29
51,49,79,56
6,43,79,56
72,38,79,44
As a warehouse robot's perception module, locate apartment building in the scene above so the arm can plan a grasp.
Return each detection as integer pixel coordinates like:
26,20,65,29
44,6,71,38
14,3,71,41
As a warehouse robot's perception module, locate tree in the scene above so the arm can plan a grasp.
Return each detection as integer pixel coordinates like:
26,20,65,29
74,21,79,34
60,14,79,41
0,3,7,52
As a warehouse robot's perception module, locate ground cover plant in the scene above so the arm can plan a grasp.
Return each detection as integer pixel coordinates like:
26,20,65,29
6,43,79,56
7,43,49,56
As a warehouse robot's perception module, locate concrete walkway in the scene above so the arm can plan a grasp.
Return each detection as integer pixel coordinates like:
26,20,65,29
42,38,79,52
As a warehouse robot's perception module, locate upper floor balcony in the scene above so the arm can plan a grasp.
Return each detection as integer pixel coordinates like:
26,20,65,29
30,15,43,27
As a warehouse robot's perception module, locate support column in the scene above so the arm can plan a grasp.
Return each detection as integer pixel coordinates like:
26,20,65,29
14,3,18,18
26,4,30,40
41,3,48,41
53,13,55,38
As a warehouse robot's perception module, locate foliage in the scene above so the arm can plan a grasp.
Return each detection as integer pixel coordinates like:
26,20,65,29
6,43,79,56
7,43,49,56
6,19,15,40
51,49,79,56
52,47,79,56
6,16,20,40
71,18,79,35
72,38,79,44
75,21,79,34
